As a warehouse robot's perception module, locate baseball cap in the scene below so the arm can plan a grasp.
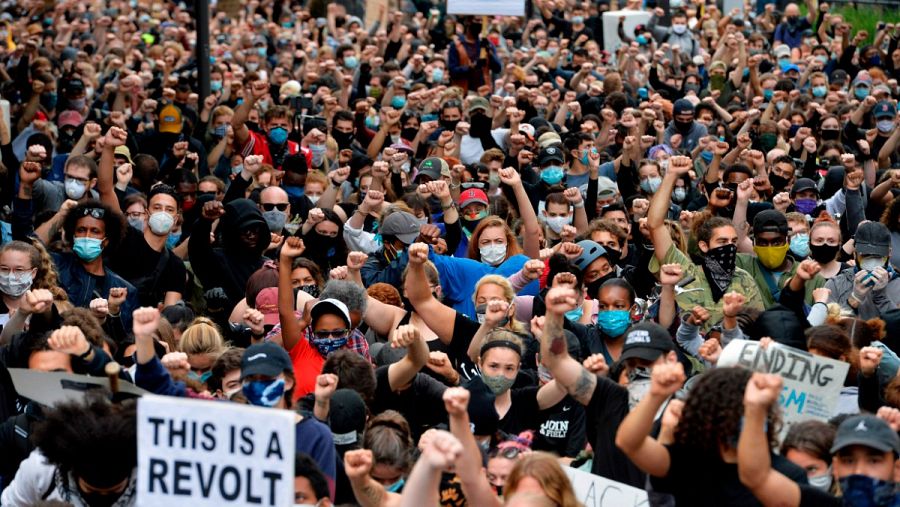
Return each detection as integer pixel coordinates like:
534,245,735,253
57,110,83,129
310,298,352,328
538,131,562,149
240,342,293,379
416,157,450,182
572,240,608,272
597,176,618,199
830,69,849,85
752,209,788,236
538,145,565,166
790,178,817,196
158,102,183,134
390,141,414,155
458,187,489,209
329,389,367,448
518,123,535,141
254,287,280,326
380,211,421,245
620,322,675,362
774,44,791,59
873,101,897,120
855,221,891,257
279,80,301,98
831,414,900,455
780,62,801,75
673,98,695,115
852,75,873,88
467,96,490,114
114,145,133,165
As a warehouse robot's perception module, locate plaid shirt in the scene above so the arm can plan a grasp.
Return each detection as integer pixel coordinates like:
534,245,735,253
264,312,371,362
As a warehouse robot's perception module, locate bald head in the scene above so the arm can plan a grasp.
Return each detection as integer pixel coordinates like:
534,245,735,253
259,186,291,218
785,3,800,16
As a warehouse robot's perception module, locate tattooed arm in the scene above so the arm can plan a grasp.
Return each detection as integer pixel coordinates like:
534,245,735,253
540,288,598,406
345,449,402,507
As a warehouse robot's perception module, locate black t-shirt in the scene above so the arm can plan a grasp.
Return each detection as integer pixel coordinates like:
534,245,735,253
799,484,841,507
108,227,187,306
498,387,541,436
651,443,809,506
585,374,645,488
449,312,481,382
532,396,587,458
372,365,448,441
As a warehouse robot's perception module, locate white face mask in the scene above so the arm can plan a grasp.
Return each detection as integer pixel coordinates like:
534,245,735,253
64,178,87,199
148,211,175,236
544,215,572,234
480,244,507,266
807,467,832,491
307,194,320,205
860,256,886,271
672,24,687,35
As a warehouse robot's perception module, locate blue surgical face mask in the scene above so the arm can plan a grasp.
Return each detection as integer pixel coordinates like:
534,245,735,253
855,87,870,100
596,309,631,337
210,80,223,92
257,47,267,57
242,378,286,407
166,231,182,249
541,166,565,185
431,68,444,82
789,233,810,258
763,89,774,101
73,237,103,261
812,85,827,98
344,56,359,69
385,477,406,493
636,35,648,45
571,15,584,24
189,371,213,383
268,126,288,145
640,177,662,194
391,95,407,109
565,305,584,322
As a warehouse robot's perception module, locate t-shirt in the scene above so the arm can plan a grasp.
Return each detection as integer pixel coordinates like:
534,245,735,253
798,484,841,507
448,312,481,382
108,227,187,307
533,396,587,458
372,365,448,441
289,336,326,401
498,387,541,435
295,416,336,499
585,374,645,488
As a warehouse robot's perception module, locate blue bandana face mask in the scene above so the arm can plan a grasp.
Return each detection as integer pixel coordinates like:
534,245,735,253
309,331,349,356
242,378,286,407
596,309,631,337
838,475,899,507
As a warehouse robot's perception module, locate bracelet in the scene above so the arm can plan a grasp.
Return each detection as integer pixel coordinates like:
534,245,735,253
572,201,585,209
441,201,454,210
78,346,94,360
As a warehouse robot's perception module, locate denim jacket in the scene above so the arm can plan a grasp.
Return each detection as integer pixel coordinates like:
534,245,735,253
51,251,138,330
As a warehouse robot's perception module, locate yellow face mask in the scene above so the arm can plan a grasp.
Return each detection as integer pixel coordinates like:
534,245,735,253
754,244,790,270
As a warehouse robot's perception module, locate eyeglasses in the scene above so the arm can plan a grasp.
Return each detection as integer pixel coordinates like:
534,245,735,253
314,329,349,339
79,208,106,219
262,203,289,212
126,211,146,219
489,446,524,460
0,267,32,277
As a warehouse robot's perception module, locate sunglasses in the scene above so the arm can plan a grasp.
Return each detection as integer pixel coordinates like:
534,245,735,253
79,207,106,219
262,203,289,212
314,329,349,339
489,446,524,460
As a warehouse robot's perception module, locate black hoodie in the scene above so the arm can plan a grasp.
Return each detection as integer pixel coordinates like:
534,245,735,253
189,198,269,308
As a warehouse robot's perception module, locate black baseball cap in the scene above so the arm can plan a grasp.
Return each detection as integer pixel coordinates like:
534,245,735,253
831,414,900,455
855,222,891,257
537,145,565,166
329,389,367,449
753,209,789,235
620,322,674,362
790,178,818,197
240,342,293,379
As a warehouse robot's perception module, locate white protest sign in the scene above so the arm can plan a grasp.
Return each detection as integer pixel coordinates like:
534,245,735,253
137,395,295,507
564,466,649,507
718,339,850,424
447,0,524,17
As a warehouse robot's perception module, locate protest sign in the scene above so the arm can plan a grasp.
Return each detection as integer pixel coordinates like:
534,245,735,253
137,395,295,507
718,339,850,425
564,466,649,507
447,0,524,17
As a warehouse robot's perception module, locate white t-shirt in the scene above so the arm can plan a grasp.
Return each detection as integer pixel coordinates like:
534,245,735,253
459,129,509,165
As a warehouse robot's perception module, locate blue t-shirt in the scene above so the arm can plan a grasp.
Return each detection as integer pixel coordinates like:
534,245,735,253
431,253,538,319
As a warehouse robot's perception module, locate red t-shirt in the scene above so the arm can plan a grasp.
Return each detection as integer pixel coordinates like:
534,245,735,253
289,334,325,402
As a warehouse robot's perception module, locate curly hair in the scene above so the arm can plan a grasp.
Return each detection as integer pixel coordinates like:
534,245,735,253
0,239,68,302
61,308,106,348
367,282,402,307
61,200,126,255
32,395,137,488
881,197,900,233
675,367,782,454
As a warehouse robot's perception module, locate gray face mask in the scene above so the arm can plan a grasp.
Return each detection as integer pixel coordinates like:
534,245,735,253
0,272,33,297
626,367,653,410
262,210,286,232
482,374,515,395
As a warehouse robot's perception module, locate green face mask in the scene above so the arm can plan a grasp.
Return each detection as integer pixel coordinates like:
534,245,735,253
759,132,778,152
710,74,726,92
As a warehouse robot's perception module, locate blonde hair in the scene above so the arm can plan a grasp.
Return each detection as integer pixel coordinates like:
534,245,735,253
505,453,582,507
178,317,226,355
473,275,526,333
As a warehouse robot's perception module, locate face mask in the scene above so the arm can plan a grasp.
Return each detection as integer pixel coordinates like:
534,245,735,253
166,231,182,249
246,62,260,72
263,210,286,232
544,215,572,234
299,284,320,298
431,68,444,82
65,178,87,199
73,237,103,261
440,119,459,132
565,305,584,322
268,126,288,145
69,98,86,110
795,198,818,215
674,118,694,133
788,124,801,138
710,74,726,92
759,133,778,152
626,367,653,410
41,92,57,111
596,309,631,337
703,243,737,301
307,194,320,205
673,187,687,203
820,129,839,141
859,256,887,271
232,164,244,175
807,467,832,491
684,83,700,94
672,24,687,35
868,56,882,68
480,244,507,266
213,124,228,138
640,177,662,194
385,477,405,493
210,80,223,92
585,271,616,300
839,474,898,507
344,56,359,69
333,131,353,149
147,211,175,236
636,34,648,45
877,120,894,133
482,373,516,395
0,271,33,297
401,127,418,141
763,89,774,101
775,101,787,112
812,85,827,98
309,332,349,356
188,370,213,383
855,87,870,100
128,216,145,231
256,47,267,57
571,15,584,24
242,378,286,407
753,243,790,269
767,174,790,194
789,233,810,258
809,243,839,264
391,96,407,109
541,166,565,185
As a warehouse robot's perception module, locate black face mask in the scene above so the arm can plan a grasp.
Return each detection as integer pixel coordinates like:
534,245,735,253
401,127,418,142
674,119,693,133
820,129,839,141
245,121,261,133
440,119,459,132
586,271,617,300
605,248,622,267
702,243,737,302
809,243,840,264
769,173,790,193
333,130,354,149
298,284,320,298
469,113,492,137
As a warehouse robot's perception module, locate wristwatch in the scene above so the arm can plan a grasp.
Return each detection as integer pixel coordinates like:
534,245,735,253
78,346,94,361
